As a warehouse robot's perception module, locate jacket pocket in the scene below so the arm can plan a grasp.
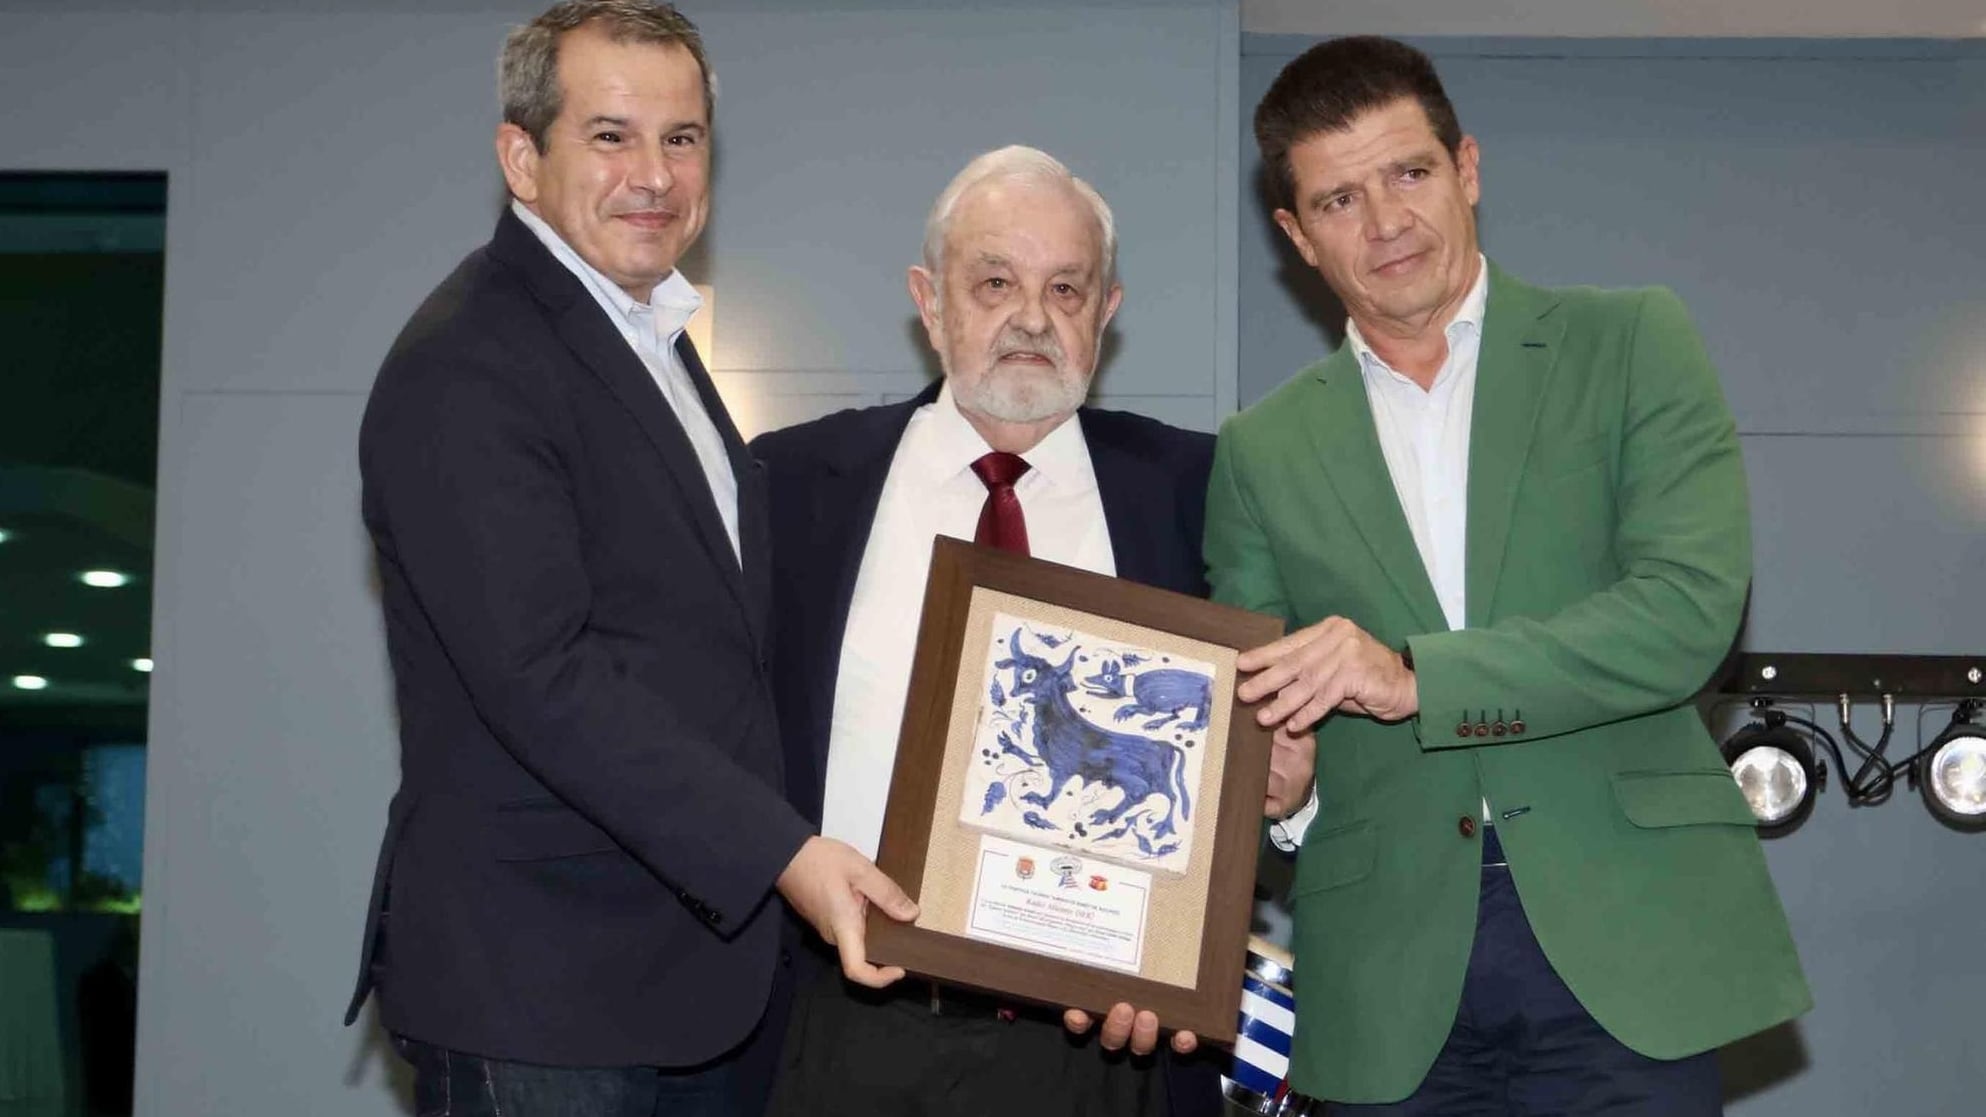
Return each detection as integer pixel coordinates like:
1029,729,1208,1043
490,798,622,861
1530,433,1608,480
1288,819,1377,898
1612,769,1757,829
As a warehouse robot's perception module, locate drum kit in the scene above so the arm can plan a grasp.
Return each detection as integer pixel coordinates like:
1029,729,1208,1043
1221,936,1320,1115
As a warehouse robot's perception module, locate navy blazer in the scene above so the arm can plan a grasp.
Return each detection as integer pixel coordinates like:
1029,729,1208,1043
751,386,1224,1116
348,208,811,1067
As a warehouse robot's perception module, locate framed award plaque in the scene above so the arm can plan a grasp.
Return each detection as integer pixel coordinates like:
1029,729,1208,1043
866,536,1283,1042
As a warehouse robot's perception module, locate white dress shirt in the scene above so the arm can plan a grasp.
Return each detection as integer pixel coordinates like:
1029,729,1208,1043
821,385,1116,858
1272,254,1490,849
510,200,740,563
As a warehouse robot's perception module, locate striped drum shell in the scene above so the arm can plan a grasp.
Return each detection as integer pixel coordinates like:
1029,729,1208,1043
1221,937,1317,1115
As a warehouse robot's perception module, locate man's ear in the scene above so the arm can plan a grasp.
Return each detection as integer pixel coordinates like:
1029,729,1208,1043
495,122,542,205
907,265,944,349
1272,208,1320,269
1455,134,1482,207
1099,282,1124,332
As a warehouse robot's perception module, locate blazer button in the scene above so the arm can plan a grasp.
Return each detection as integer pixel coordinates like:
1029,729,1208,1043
704,908,724,925
1474,719,1491,737
1458,816,1477,839
1510,719,1527,735
1456,722,1474,739
1491,721,1507,738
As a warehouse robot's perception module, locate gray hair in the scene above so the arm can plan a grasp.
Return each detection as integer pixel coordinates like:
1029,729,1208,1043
921,145,1118,297
499,0,714,152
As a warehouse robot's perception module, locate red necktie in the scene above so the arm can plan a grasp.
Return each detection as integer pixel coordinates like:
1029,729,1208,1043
971,451,1031,556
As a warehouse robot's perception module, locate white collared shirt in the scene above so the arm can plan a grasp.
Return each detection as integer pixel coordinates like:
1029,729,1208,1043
1351,253,1488,636
510,200,740,563
821,384,1116,858
1272,254,1490,849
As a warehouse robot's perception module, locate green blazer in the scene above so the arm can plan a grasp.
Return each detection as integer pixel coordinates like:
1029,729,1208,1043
1206,264,1810,1103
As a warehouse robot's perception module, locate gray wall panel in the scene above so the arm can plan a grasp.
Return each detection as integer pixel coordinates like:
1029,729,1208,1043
1744,433,1984,654
695,5,1227,399
0,12,190,172
141,391,398,1113
175,12,506,393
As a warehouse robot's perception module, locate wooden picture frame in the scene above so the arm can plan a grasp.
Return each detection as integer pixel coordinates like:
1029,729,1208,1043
866,536,1283,1042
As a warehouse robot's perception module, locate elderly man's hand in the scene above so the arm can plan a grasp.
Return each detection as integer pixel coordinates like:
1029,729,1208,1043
1062,1004,1199,1056
1237,616,1417,735
1264,725,1316,820
775,836,918,989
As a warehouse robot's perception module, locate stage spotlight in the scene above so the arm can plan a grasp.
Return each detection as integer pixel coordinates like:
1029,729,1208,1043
1722,709,1823,837
1920,703,1986,830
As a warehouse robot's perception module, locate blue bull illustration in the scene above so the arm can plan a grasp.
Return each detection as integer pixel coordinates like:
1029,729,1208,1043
996,630,1193,847
1081,658,1212,731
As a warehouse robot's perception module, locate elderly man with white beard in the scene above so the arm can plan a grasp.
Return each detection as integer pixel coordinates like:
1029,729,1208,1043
751,146,1296,1117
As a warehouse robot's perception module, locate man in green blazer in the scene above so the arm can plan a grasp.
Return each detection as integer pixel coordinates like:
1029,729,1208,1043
1207,37,1811,1113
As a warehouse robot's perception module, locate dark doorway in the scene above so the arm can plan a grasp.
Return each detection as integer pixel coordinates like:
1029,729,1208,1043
0,170,164,1117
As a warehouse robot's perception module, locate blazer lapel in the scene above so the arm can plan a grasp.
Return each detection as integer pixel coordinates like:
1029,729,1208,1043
1465,264,1566,627
1300,347,1448,633
802,386,935,773
1084,411,1169,589
491,210,754,635
552,303,753,609
677,335,771,650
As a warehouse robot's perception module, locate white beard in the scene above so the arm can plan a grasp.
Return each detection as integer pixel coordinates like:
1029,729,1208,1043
946,320,1092,423
953,359,1090,423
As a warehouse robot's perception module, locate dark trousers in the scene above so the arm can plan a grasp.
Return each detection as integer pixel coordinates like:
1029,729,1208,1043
766,953,1185,1117
389,962,792,1117
1327,827,1722,1117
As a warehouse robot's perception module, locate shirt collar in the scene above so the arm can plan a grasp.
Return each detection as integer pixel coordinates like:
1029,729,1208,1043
915,381,1095,494
1346,252,1490,386
510,199,703,346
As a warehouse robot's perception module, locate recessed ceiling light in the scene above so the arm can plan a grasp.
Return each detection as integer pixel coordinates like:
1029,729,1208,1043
80,569,131,588
44,632,85,648
11,675,49,691
132,658,154,673
0,528,12,544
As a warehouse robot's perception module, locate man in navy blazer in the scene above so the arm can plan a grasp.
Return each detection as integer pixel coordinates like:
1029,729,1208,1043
347,5,912,1115
753,146,1253,1117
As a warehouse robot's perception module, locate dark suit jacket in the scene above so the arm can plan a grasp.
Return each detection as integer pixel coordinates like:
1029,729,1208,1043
751,385,1215,827
347,208,812,1067
752,387,1225,1117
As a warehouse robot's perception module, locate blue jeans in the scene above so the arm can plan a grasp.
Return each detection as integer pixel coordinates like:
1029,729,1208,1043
1326,826,1723,1116
390,1035,769,1117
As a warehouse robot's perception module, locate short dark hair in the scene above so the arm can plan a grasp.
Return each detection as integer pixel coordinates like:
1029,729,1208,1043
500,0,713,153
1253,36,1462,211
